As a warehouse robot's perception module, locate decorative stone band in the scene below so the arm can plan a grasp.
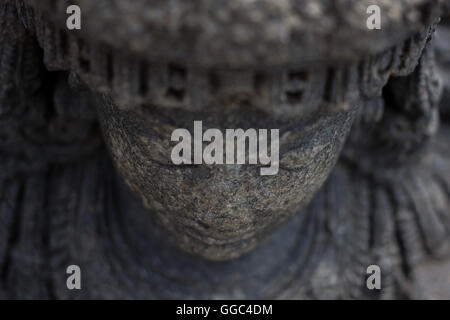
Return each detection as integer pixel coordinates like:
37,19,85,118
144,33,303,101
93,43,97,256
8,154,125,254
4,1,439,119
19,0,445,69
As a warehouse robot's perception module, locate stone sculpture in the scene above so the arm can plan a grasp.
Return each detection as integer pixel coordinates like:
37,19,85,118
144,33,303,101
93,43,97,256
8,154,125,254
0,0,449,299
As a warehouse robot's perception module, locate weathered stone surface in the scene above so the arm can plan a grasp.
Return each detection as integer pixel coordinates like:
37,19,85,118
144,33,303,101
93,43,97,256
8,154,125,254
23,0,445,69
0,0,449,299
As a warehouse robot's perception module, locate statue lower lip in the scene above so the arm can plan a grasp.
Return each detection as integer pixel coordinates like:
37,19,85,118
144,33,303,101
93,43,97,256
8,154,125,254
169,121,280,176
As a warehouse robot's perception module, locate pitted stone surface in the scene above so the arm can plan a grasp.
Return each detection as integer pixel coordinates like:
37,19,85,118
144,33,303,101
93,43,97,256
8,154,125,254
23,0,445,68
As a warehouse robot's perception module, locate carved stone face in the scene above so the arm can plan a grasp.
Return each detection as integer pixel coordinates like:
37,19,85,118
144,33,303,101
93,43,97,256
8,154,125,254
23,0,444,260
97,75,357,260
